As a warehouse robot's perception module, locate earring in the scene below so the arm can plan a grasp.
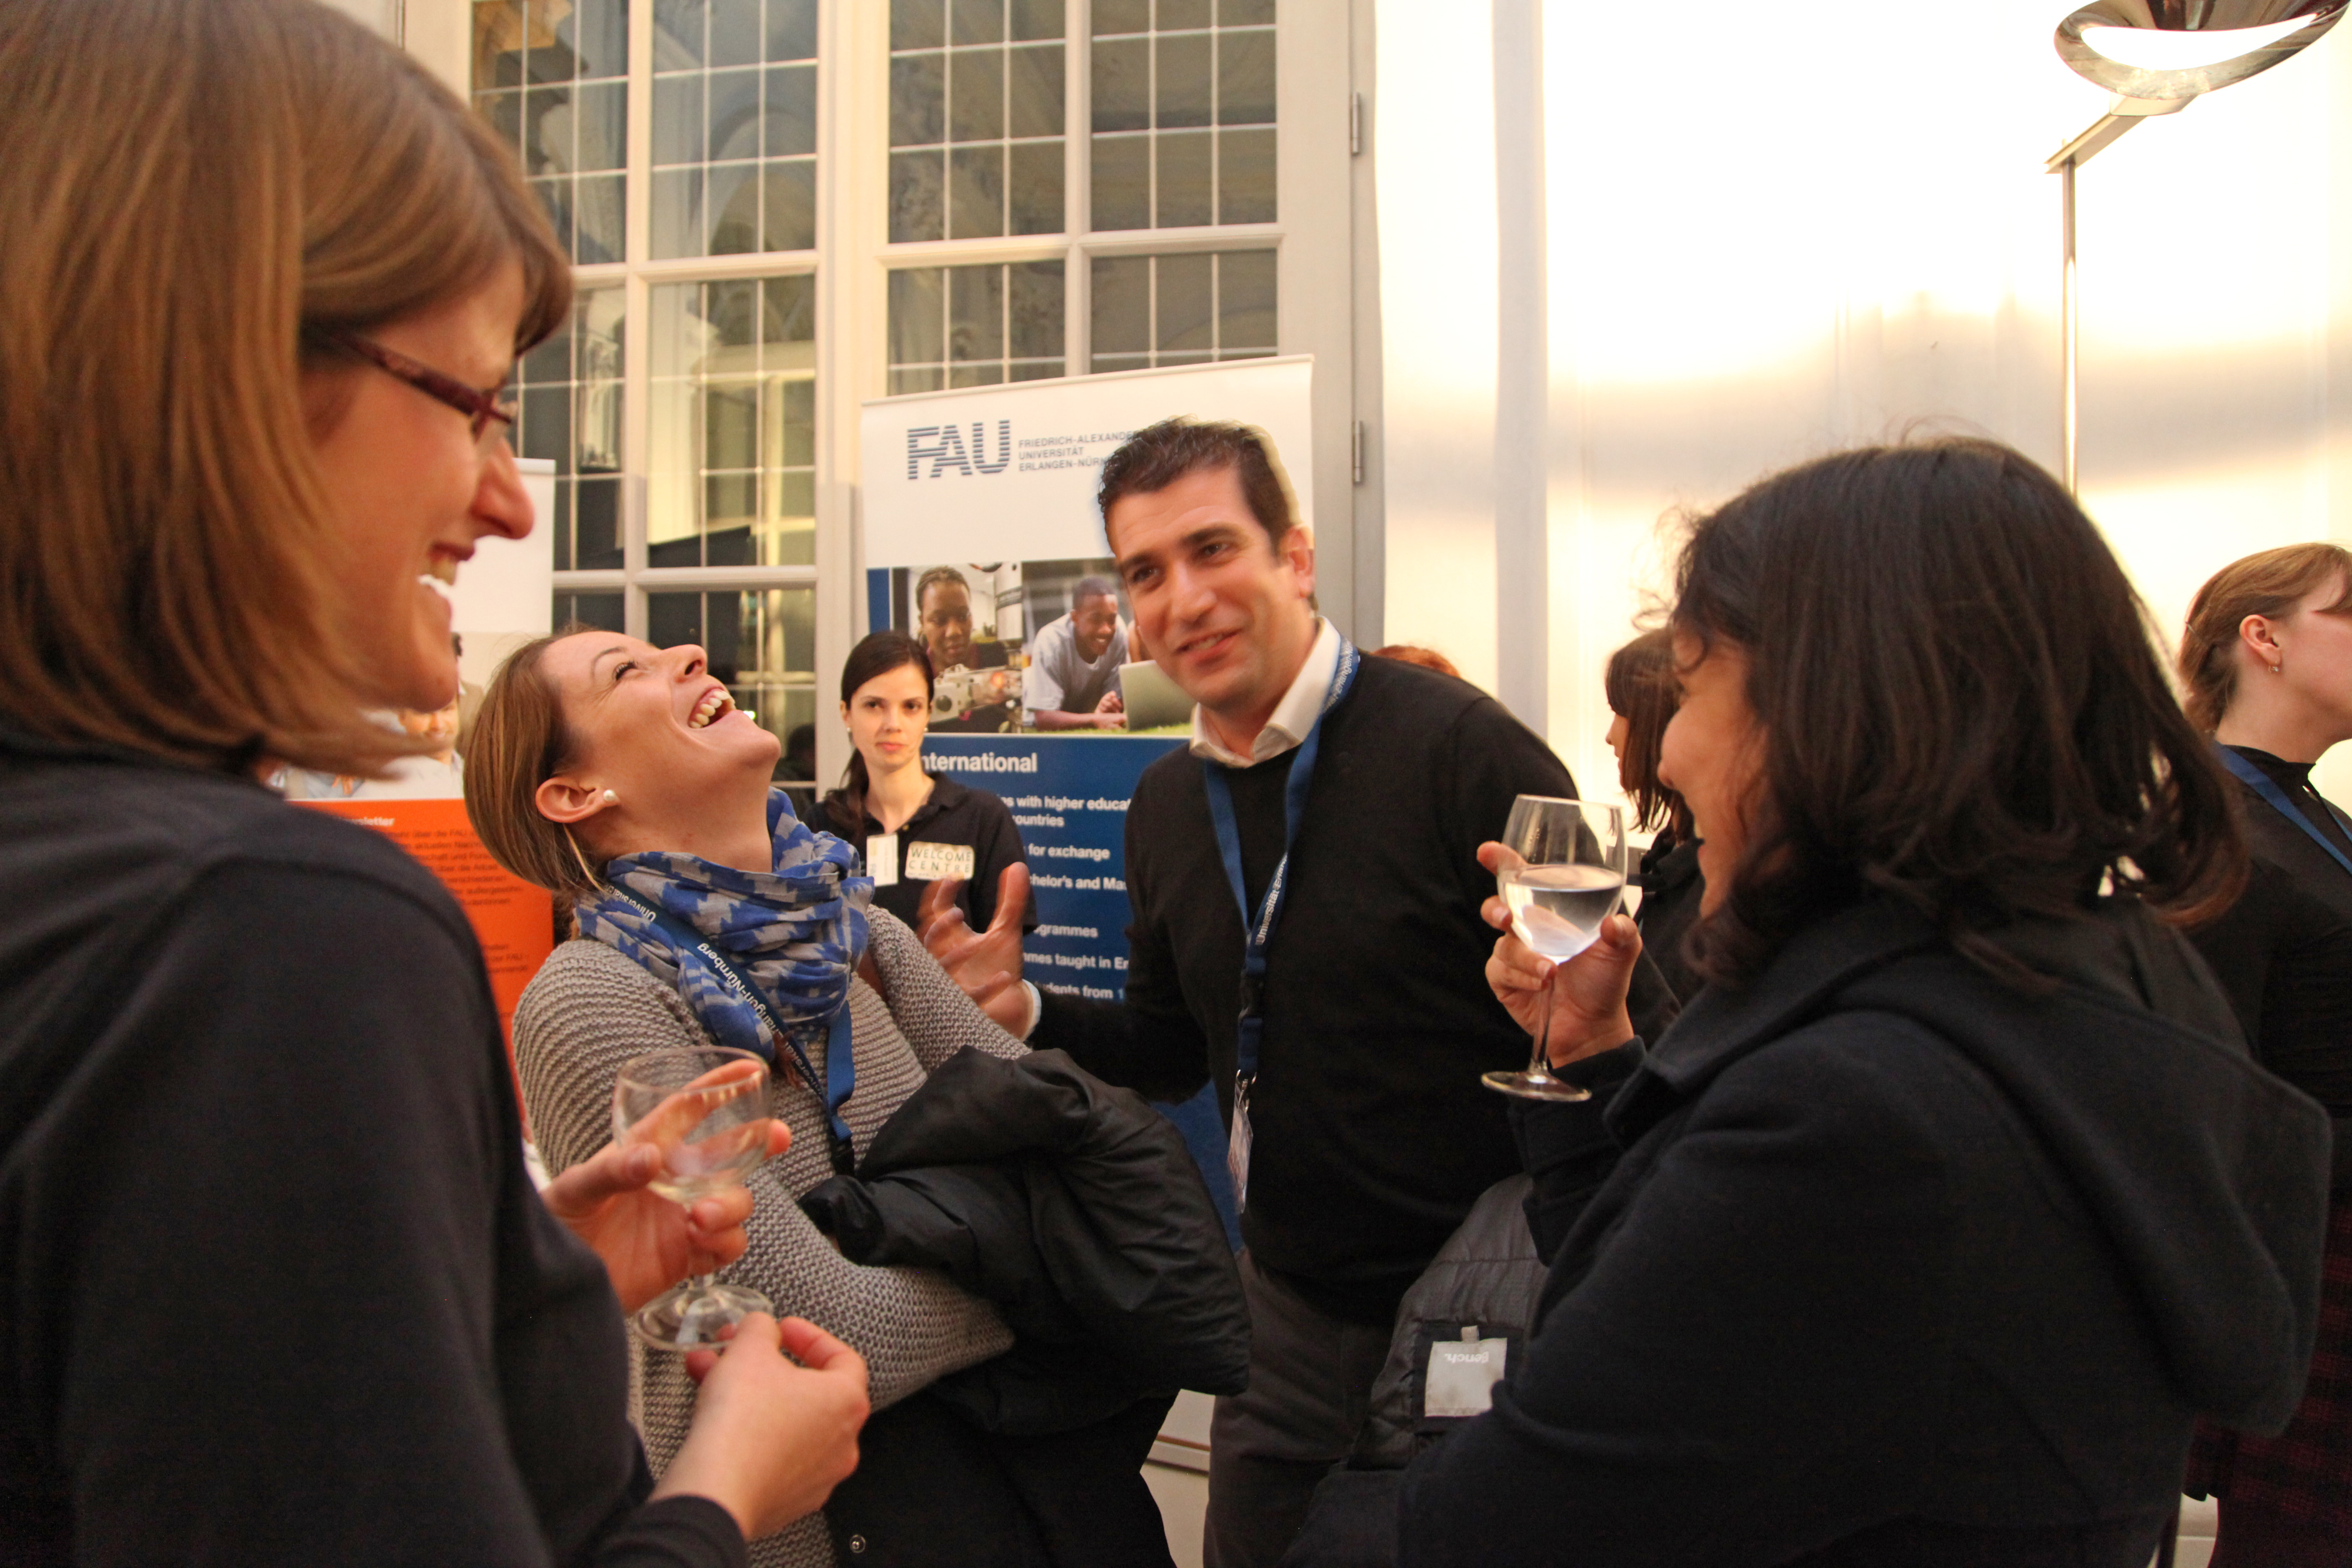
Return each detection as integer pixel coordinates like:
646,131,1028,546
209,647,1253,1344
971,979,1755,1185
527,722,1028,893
2272,661,2285,676
601,789,619,804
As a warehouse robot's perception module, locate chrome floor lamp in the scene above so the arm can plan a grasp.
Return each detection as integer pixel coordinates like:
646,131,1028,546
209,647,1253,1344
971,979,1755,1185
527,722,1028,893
2046,1,2345,493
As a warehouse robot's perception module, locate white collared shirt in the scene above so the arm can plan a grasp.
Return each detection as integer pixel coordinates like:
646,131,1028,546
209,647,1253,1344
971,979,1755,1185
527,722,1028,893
1187,617,1341,768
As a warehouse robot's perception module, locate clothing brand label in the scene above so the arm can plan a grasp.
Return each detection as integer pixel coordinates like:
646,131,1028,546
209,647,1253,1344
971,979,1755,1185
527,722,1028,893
868,832,899,887
905,841,976,882
1424,1331,1509,1418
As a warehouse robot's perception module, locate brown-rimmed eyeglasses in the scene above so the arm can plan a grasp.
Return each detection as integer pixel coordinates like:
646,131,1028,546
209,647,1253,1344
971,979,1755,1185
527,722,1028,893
318,329,517,452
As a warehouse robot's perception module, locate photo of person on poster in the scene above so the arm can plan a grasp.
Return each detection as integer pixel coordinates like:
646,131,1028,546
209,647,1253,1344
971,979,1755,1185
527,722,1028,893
1026,574,1130,731
911,564,1019,732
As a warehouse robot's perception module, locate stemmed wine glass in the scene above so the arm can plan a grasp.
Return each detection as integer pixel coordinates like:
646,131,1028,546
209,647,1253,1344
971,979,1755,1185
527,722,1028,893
611,1046,777,1350
1484,795,1628,1101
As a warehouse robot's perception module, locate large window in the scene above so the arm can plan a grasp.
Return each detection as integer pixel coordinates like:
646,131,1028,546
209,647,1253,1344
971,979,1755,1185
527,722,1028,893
472,0,1343,792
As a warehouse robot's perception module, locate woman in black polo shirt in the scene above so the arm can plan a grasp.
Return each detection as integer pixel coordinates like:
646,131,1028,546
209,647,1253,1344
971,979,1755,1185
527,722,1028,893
825,631,1035,937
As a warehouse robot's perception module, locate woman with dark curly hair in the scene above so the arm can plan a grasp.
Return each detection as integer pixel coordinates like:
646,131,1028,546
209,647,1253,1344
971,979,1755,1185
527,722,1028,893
1294,440,2330,1568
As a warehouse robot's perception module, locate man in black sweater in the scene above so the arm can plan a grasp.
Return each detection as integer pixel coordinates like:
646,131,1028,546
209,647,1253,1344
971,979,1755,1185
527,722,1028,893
995,419,1649,1567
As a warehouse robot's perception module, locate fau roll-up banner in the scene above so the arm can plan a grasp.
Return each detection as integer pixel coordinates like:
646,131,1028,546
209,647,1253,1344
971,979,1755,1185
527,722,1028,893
859,356,1315,1008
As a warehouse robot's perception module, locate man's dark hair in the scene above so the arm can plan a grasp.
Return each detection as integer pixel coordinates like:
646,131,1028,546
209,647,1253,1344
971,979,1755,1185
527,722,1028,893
1096,418,1295,550
913,565,969,611
1073,574,1119,606
1671,437,2242,991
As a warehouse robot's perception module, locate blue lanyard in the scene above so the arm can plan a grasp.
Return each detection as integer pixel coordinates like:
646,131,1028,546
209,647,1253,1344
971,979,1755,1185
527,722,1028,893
609,887,859,1173
1200,638,1360,1083
2217,745,2352,882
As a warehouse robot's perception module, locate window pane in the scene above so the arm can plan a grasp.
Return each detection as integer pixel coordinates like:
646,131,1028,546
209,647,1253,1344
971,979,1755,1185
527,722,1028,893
1007,42,1062,139
891,150,946,242
1157,252,1212,351
554,591,626,632
949,143,1006,238
893,0,944,49
709,0,761,65
475,0,630,266
1218,28,1275,124
1091,255,1150,355
769,0,818,60
709,67,762,161
1093,0,1149,34
890,263,1063,388
949,48,1005,142
1156,129,1211,227
1091,134,1149,231
1011,0,1061,41
654,0,706,67
1159,0,1212,27
765,64,816,157
1220,126,1275,224
514,286,624,573
1220,246,1278,350
1220,0,1274,21
708,162,762,253
1093,36,1149,132
653,74,706,164
891,52,946,146
1009,260,1064,360
950,0,1006,45
763,160,817,251
648,277,819,568
1008,139,1064,235
950,265,1006,362
890,268,946,367
1155,32,1212,129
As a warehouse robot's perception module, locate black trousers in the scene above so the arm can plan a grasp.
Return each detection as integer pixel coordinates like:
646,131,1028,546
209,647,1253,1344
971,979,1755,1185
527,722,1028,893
1206,1253,1395,1568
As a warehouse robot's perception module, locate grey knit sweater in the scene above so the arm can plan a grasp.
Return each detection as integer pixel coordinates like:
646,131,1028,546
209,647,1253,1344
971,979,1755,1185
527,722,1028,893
515,909,1024,1568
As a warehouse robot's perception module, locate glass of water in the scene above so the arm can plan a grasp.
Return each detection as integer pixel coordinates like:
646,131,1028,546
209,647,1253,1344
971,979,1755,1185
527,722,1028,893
1484,796,1628,1101
611,1046,777,1350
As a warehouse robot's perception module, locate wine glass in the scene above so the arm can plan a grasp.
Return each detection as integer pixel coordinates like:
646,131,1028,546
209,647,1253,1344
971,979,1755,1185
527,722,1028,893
1484,796,1628,1101
611,1046,777,1350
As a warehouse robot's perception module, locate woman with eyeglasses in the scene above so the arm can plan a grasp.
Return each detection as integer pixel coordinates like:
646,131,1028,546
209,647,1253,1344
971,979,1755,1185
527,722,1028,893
0,1,864,1560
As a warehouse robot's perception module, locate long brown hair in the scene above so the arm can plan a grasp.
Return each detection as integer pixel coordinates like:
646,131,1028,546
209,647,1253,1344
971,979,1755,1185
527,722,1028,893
1671,439,2241,989
0,0,569,775
2178,543,2352,733
823,631,936,837
1604,630,1691,837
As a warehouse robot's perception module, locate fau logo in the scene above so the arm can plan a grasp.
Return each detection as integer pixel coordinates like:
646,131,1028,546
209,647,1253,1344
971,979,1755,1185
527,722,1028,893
906,421,1013,480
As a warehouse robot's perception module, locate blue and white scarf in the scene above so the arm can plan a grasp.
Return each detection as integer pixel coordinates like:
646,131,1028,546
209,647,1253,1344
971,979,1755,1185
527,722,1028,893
575,790,874,1063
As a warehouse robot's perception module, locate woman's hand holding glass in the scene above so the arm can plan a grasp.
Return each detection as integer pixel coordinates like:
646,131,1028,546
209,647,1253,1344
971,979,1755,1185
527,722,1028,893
656,1313,871,1542
540,1118,792,1315
1478,838,1643,1074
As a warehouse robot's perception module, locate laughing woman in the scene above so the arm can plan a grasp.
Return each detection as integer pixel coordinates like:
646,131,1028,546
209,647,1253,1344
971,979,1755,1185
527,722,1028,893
465,632,1031,1568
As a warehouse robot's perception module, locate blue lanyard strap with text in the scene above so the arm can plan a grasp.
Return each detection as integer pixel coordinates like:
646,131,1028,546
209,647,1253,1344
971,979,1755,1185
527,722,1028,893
609,887,858,1173
1200,637,1360,1084
2217,744,2352,882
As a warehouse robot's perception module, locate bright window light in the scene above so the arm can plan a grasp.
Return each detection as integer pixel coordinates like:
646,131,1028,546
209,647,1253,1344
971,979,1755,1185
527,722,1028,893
2078,15,2324,71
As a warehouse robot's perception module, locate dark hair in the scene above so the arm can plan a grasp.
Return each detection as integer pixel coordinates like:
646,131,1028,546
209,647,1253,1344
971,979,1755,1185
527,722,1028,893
2179,543,2352,732
1670,438,2241,989
1604,630,1689,837
914,565,969,611
1096,418,1297,552
823,630,935,837
1073,574,1119,606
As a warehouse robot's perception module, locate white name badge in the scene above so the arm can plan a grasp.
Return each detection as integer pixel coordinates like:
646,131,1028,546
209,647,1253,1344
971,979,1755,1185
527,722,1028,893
1424,1327,1509,1418
905,841,976,882
867,832,899,887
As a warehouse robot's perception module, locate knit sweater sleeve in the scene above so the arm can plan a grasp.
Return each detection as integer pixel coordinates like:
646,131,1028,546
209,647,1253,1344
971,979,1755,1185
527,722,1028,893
512,941,1015,1428
862,907,1029,1073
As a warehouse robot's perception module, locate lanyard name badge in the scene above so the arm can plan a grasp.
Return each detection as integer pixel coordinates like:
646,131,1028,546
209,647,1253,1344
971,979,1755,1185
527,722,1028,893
610,888,859,1174
1201,638,1360,1213
2216,745,2352,881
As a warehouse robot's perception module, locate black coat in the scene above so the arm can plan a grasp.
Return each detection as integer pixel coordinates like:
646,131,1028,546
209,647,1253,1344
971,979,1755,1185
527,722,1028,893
1291,896,2330,1568
801,1047,1248,1568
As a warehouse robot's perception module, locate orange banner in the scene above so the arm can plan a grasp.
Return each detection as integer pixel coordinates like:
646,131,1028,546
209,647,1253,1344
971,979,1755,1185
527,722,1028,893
294,797,555,1041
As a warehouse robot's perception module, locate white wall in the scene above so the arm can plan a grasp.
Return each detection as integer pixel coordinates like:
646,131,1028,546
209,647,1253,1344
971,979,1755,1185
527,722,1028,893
1374,0,2352,813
